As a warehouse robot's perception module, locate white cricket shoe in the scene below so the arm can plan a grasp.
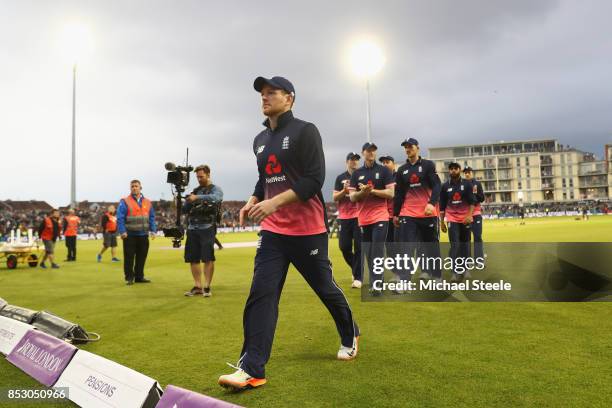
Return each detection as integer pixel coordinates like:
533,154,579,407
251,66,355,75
218,367,266,391
337,336,359,361
419,272,431,280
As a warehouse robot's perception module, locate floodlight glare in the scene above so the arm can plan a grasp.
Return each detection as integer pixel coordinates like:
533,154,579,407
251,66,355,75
349,40,385,78
58,22,94,64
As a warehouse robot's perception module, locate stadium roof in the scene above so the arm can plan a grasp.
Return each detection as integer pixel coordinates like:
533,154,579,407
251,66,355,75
0,200,53,212
429,139,559,150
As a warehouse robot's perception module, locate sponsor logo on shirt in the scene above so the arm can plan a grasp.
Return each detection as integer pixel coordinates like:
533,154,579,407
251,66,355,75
409,173,421,187
265,154,282,175
358,175,365,180
452,192,462,203
265,154,287,183
310,248,319,256
257,145,265,154
282,136,290,150
266,175,287,183
375,172,380,179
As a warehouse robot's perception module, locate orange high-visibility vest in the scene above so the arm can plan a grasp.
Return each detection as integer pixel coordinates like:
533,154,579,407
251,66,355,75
123,195,152,232
64,215,80,237
41,217,55,241
105,212,118,232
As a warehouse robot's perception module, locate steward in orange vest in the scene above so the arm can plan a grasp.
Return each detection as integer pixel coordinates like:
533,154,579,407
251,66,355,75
118,194,155,236
102,211,118,233
39,212,61,241
63,209,80,261
38,209,61,269
63,213,81,237
117,180,157,284
98,205,120,261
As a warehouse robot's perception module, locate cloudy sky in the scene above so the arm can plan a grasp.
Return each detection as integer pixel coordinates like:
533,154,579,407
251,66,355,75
1,0,610,206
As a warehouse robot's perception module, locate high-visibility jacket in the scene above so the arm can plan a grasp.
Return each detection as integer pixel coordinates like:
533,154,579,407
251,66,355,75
64,215,80,237
104,212,118,233
40,217,60,241
123,195,152,232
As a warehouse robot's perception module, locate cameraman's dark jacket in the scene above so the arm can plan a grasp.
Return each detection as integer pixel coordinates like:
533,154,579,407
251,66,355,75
182,184,223,230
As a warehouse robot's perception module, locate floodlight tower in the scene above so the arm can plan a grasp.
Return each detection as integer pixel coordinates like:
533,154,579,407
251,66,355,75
349,40,385,142
59,22,93,208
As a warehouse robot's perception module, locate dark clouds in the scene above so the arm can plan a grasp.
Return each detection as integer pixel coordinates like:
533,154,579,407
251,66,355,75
1,0,610,205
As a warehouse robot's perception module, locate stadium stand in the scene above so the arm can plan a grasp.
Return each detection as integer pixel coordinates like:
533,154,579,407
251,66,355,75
1,199,608,240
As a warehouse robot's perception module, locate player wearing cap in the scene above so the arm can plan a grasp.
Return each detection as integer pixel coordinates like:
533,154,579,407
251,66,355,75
463,166,485,262
379,154,400,281
393,138,442,281
333,152,363,288
349,143,395,293
379,154,397,243
218,76,359,391
439,162,477,281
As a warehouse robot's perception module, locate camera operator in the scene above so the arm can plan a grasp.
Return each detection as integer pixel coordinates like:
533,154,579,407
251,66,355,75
183,165,223,297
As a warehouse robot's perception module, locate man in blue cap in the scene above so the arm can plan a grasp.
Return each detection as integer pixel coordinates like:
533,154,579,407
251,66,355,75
440,162,477,281
379,154,399,281
349,142,395,294
333,152,363,288
393,138,442,281
218,76,359,391
463,166,485,265
379,154,397,241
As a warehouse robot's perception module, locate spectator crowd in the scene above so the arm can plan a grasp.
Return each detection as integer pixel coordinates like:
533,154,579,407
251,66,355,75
2,198,609,240
0,199,253,240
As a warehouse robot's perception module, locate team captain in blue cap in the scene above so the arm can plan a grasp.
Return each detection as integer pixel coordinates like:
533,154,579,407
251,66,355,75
218,76,360,391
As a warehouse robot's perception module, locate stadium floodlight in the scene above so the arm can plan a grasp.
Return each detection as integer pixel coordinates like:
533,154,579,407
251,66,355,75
349,40,385,78
349,39,385,143
58,22,94,65
58,22,94,209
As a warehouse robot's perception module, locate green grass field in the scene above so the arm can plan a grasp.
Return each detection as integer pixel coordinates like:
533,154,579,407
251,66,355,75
1,216,611,407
